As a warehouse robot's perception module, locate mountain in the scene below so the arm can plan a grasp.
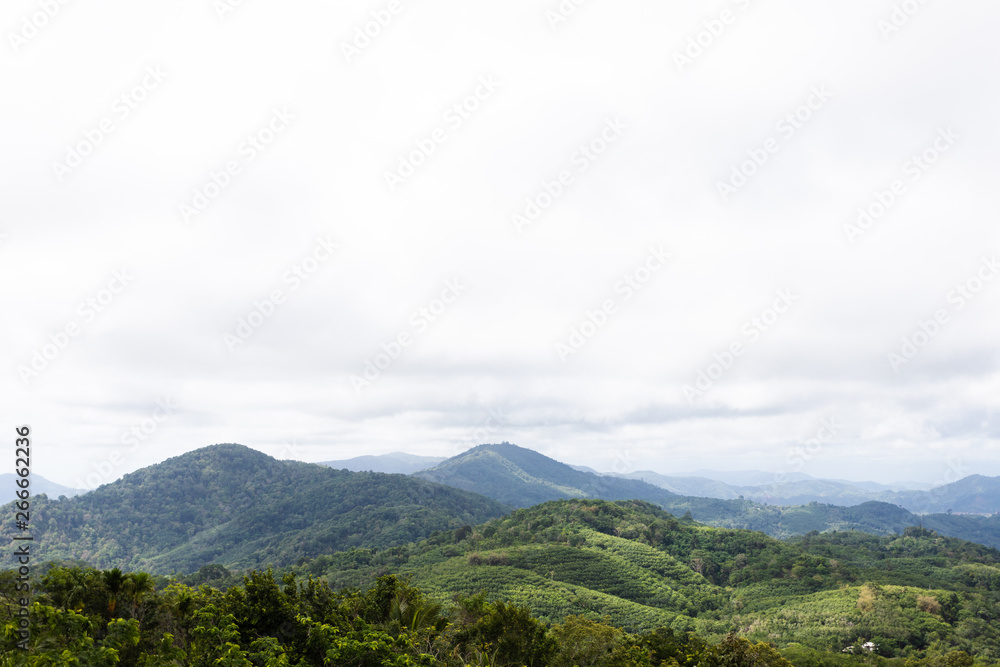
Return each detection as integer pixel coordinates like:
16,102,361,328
7,443,509,573
412,443,677,508
0,473,84,503
299,498,1000,657
685,469,813,486
319,452,445,474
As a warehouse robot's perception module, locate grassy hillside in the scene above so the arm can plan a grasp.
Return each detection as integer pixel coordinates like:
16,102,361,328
9,444,510,573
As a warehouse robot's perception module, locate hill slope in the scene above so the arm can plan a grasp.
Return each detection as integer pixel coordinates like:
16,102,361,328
10,443,510,573
412,443,677,508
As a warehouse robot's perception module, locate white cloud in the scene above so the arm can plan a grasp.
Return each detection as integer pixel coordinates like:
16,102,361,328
3,0,999,487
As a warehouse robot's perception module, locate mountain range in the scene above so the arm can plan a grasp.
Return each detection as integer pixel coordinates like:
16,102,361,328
401,443,1000,547
611,470,997,515
326,445,1000,515
11,442,1000,575
17,443,508,573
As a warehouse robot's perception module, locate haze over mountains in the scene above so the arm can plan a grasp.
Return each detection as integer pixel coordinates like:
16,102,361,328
325,443,1000,516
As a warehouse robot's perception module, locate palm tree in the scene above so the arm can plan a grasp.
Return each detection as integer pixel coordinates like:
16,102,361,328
102,567,126,617
122,571,155,619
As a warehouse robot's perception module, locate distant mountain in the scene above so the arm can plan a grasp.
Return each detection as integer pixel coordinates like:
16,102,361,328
0,473,84,504
738,478,894,507
5,443,509,573
412,443,677,508
612,471,744,499
659,496,1000,548
685,469,813,486
609,469,1000,515
888,474,1000,514
319,452,445,474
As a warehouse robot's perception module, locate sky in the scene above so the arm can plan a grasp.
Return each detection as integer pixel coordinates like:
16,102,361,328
2,0,998,492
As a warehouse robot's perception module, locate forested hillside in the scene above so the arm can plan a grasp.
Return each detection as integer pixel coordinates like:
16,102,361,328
10,444,509,573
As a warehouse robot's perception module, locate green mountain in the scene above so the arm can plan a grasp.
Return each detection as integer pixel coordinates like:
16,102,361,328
319,451,445,474
297,498,1000,659
412,443,678,508
10,443,509,574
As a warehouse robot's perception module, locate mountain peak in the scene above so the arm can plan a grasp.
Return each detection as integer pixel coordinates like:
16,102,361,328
414,442,675,508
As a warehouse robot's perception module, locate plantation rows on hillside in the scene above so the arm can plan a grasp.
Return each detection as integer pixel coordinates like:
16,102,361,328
285,500,1000,660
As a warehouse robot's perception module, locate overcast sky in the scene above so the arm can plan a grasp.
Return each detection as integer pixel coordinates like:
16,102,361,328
3,0,998,491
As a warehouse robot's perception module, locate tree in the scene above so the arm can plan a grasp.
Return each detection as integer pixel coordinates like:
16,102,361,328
704,633,793,667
